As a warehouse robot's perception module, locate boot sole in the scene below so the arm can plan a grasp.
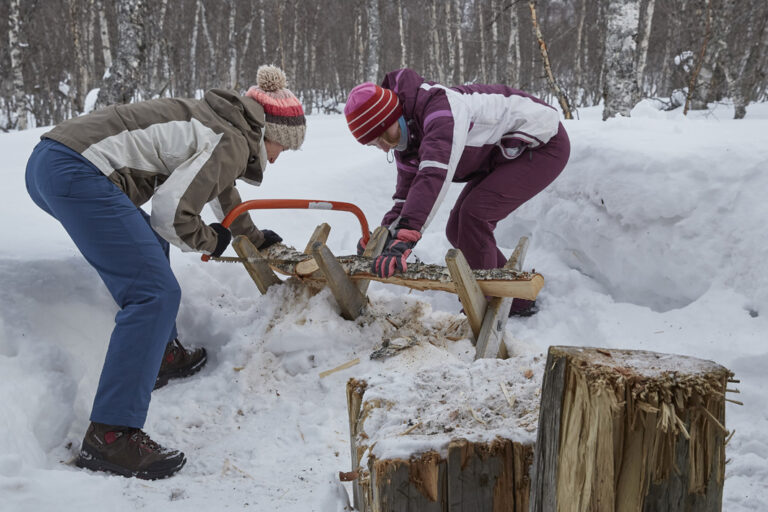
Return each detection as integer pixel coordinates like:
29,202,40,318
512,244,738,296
76,449,186,480
154,349,208,390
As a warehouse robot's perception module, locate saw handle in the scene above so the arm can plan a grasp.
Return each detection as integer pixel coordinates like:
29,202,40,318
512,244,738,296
201,199,370,262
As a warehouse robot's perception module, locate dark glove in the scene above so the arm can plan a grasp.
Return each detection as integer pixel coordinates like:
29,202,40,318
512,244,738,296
209,223,232,257
372,228,421,278
258,229,283,251
356,232,372,256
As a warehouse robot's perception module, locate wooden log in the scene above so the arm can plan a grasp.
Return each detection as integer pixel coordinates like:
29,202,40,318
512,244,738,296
356,225,390,295
260,243,544,300
530,346,733,512
445,248,487,339
311,242,365,320
347,377,535,512
474,237,529,360
231,235,282,294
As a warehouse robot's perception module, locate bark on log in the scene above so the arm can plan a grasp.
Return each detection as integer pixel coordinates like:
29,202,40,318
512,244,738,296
530,346,733,512
261,243,544,300
347,379,534,512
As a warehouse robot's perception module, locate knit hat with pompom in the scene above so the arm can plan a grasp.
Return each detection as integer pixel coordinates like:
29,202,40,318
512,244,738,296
245,65,306,150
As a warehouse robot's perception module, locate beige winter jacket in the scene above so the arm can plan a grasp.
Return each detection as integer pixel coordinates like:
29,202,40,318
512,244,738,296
42,89,270,254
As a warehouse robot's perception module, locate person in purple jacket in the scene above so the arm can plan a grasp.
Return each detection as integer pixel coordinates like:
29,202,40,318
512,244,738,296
345,68,570,316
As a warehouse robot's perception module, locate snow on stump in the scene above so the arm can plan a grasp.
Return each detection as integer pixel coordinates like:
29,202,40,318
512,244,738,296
530,346,734,512
345,357,542,511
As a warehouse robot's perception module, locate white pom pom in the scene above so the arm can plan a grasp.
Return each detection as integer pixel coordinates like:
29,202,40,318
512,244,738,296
257,65,287,92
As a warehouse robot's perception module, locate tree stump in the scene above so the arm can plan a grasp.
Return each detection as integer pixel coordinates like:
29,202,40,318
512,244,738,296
530,346,734,512
346,362,540,512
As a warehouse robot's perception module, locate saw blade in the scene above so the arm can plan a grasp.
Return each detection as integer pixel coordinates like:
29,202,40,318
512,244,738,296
208,255,303,265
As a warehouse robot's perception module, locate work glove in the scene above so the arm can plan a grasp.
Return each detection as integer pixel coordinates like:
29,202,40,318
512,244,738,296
209,223,232,257
356,232,372,256
372,228,422,278
258,229,283,251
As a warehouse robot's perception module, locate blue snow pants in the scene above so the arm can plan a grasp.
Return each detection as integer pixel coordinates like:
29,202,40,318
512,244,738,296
25,138,180,428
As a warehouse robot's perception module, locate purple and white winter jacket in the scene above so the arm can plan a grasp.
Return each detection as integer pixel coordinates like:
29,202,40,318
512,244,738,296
380,68,561,232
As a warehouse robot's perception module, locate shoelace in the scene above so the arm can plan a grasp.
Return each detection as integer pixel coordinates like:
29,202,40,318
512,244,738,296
128,429,162,453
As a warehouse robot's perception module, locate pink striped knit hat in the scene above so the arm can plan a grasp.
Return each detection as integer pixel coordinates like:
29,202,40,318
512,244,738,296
344,83,402,145
245,65,306,150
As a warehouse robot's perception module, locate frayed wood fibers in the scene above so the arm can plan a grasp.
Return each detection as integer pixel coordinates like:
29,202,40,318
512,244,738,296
555,358,730,512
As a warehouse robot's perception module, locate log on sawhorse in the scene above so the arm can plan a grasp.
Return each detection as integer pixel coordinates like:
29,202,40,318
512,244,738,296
230,225,390,321
446,236,531,360
232,226,543,325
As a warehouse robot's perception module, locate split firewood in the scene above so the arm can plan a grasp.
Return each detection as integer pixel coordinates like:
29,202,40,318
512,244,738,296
262,243,544,300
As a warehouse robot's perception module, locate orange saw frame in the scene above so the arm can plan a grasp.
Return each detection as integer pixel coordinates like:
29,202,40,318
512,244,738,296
201,199,370,261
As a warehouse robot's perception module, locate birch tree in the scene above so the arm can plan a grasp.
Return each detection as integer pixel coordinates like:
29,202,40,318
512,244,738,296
602,0,641,120
8,0,27,129
227,0,238,89
397,0,407,68
96,0,147,108
366,0,381,82
635,0,656,96
453,0,465,84
97,0,112,71
506,0,521,86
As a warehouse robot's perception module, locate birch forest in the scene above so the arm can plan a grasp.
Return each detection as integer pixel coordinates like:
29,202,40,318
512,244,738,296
2,0,767,130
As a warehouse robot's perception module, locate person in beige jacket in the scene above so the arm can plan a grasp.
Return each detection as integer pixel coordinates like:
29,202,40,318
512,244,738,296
25,65,305,479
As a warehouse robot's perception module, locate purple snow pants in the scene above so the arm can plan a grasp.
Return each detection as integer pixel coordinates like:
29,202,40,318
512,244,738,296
446,122,570,271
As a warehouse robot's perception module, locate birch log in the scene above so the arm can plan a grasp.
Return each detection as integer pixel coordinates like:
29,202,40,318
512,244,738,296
260,244,544,300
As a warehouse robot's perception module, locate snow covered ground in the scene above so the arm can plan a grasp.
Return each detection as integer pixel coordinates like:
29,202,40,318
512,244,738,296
1,100,767,511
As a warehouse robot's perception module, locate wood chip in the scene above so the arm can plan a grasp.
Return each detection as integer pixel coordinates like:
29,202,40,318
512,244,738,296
319,357,360,378
499,382,516,409
469,408,487,425
399,422,422,436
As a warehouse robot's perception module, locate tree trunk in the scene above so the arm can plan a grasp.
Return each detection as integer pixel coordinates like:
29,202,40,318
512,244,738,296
574,0,588,104
240,0,255,88
190,1,200,96
530,346,732,512
490,0,500,83
659,0,685,97
635,0,656,97
8,0,27,129
96,0,147,108
354,5,365,83
430,0,443,82
258,0,267,62
506,0,521,86
97,0,112,72
731,7,767,118
348,379,534,512
479,3,487,82
68,0,89,113
529,1,573,119
197,0,217,89
397,0,407,68
227,0,238,89
684,0,713,114
453,0,465,84
290,0,299,88
365,0,380,82
602,0,640,120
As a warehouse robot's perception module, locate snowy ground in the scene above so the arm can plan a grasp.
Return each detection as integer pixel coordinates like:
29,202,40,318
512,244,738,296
1,100,767,511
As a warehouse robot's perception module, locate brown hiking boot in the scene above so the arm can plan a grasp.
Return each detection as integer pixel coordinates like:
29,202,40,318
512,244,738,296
154,338,207,390
75,422,186,480
509,299,539,317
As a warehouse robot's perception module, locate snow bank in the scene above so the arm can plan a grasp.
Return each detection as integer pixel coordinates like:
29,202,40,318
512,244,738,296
1,102,767,511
